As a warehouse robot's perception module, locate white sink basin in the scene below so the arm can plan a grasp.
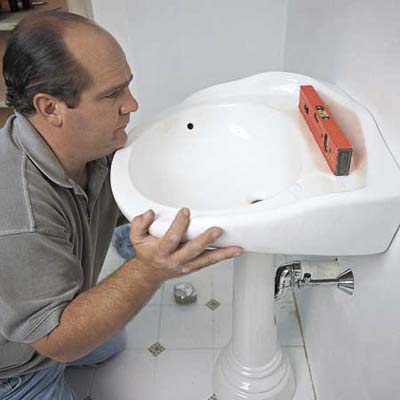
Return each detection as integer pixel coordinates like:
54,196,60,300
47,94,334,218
127,103,301,210
111,71,400,256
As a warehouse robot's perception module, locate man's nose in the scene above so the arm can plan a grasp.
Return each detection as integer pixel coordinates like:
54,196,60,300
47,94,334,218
120,90,139,115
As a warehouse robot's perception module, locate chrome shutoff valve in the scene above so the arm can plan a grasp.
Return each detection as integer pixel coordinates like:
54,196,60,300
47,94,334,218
274,261,354,300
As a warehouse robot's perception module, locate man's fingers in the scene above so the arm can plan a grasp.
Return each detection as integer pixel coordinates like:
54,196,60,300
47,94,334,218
130,209,155,242
180,246,243,273
158,208,190,255
172,226,224,265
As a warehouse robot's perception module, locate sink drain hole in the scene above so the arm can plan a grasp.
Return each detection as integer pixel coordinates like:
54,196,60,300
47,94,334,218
250,199,264,204
245,193,268,205
187,123,194,130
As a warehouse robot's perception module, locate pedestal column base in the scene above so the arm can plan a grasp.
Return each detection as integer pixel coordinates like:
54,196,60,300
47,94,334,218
213,252,296,400
214,344,295,400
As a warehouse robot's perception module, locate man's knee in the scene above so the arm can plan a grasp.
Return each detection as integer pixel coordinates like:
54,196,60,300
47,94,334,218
97,328,127,364
113,328,127,355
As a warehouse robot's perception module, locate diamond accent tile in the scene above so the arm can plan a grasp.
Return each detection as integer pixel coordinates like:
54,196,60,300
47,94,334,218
206,298,221,311
148,342,165,357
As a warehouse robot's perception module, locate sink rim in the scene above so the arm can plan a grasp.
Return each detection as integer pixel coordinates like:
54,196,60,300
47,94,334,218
111,87,365,219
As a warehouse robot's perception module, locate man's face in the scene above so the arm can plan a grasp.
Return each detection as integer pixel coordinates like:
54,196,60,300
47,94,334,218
62,26,138,162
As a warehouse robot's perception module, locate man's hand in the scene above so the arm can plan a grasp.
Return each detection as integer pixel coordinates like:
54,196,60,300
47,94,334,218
129,207,243,282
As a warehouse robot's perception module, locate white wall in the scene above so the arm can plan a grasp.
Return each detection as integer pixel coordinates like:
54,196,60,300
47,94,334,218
295,243,400,400
284,1,400,399
92,0,288,125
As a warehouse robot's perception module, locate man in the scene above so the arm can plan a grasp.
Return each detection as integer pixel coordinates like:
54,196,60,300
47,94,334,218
0,11,243,399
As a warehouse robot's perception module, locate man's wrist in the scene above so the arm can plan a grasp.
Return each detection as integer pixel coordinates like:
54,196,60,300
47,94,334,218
125,257,164,288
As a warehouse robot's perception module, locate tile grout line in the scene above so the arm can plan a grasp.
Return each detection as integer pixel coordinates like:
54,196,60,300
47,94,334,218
154,284,165,380
293,291,318,400
210,267,217,398
151,346,216,351
211,267,216,353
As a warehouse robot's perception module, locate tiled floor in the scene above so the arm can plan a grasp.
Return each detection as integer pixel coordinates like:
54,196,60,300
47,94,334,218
65,246,317,400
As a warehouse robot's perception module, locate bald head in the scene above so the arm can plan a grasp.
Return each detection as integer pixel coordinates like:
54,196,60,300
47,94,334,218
14,8,100,32
63,20,127,90
3,11,114,115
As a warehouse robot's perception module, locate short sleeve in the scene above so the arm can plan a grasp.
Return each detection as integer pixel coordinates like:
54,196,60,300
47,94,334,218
0,231,83,343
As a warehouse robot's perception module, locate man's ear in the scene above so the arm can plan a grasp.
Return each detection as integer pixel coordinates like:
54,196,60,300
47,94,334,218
32,93,64,127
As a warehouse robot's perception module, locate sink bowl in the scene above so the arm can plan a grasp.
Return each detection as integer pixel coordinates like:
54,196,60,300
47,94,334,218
111,71,400,256
127,103,302,210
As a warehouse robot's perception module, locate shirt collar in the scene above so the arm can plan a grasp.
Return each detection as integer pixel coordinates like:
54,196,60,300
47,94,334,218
13,112,109,190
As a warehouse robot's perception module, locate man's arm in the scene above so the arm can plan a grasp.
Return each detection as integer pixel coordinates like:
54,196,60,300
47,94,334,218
31,257,160,362
31,208,243,363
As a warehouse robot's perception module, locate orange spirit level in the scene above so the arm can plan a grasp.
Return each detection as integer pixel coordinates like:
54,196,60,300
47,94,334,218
299,85,353,175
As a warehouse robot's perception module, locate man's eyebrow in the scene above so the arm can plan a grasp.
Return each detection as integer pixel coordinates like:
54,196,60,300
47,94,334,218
98,74,133,97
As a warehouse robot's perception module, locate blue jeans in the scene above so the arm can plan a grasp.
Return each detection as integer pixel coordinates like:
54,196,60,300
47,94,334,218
0,329,127,400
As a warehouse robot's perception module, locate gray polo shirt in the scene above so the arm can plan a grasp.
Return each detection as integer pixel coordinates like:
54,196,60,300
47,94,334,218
0,112,120,378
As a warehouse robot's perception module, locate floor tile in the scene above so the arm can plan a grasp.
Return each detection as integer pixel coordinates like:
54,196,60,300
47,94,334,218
125,305,160,349
91,350,156,400
155,349,214,400
159,304,213,349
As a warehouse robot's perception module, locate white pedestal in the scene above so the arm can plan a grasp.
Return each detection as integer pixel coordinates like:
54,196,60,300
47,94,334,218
214,252,296,400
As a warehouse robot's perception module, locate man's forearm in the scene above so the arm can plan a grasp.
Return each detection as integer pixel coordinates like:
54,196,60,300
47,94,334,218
37,257,161,363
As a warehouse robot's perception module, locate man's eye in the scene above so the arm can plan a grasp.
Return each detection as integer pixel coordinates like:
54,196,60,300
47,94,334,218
106,89,120,98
